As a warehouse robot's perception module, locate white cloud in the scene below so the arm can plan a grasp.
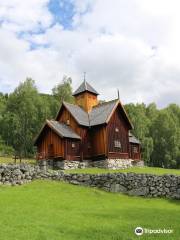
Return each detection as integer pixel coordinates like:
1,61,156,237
0,0,53,32
0,0,180,107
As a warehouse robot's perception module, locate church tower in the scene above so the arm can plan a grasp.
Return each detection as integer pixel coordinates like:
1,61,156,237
73,80,99,112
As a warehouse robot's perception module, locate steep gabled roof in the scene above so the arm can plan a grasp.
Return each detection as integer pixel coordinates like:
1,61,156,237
62,102,89,126
89,100,118,126
57,100,133,129
34,120,81,145
73,80,99,96
48,120,81,139
129,132,140,144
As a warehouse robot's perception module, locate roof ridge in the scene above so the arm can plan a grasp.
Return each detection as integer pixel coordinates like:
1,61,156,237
63,101,88,114
73,80,99,96
84,79,87,90
92,99,119,109
63,101,76,106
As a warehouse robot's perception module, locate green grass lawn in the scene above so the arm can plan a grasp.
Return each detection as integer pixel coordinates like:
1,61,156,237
0,156,36,165
65,167,180,175
0,180,179,240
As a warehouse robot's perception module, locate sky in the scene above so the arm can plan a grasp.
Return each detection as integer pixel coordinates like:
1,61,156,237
0,0,180,107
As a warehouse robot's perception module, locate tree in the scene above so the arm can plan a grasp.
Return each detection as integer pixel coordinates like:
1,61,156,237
151,109,180,168
125,103,153,165
2,78,44,157
0,76,75,157
52,76,74,103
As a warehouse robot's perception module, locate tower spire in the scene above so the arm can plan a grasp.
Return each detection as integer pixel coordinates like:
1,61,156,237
117,89,120,100
83,71,86,82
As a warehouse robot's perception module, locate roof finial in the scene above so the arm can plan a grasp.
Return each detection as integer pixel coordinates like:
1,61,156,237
117,89,120,100
83,71,86,82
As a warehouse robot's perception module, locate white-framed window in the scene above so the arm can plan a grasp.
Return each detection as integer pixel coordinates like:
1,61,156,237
114,140,121,148
115,127,119,132
133,146,138,153
72,143,75,148
67,119,70,125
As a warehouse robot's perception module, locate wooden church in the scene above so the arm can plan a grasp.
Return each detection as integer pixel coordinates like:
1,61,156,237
34,80,141,169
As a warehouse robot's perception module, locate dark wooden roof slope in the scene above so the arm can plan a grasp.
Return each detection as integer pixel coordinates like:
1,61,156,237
129,132,140,144
89,100,118,126
63,102,89,126
34,120,81,145
57,100,133,129
73,80,99,96
48,120,81,139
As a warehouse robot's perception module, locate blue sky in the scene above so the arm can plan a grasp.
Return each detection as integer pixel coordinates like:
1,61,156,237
48,0,75,29
0,0,180,107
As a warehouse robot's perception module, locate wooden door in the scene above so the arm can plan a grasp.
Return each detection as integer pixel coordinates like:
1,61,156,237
48,144,54,158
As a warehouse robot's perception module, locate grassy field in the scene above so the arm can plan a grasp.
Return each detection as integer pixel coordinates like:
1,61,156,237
65,167,180,175
0,156,36,165
0,180,179,240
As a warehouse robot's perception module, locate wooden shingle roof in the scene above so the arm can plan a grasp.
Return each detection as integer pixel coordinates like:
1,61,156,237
34,120,81,145
48,120,81,139
73,80,99,96
60,99,133,129
129,132,140,144
89,100,118,126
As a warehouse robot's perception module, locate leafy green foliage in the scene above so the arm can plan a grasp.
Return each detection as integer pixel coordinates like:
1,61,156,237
0,136,14,156
0,76,74,158
125,103,180,168
52,76,74,113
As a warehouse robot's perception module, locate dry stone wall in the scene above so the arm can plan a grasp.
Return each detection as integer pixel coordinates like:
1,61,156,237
0,164,179,200
39,159,144,170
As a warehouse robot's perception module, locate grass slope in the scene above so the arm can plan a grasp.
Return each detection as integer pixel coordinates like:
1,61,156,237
0,156,36,165
0,181,179,240
65,167,180,175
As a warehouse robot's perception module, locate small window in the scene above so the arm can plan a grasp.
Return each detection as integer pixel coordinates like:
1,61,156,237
88,142,91,149
133,146,138,153
72,143,75,148
67,119,70,125
115,127,119,132
114,140,121,148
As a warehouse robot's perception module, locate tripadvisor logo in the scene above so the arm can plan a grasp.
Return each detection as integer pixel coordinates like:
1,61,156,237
135,227,143,236
134,227,173,236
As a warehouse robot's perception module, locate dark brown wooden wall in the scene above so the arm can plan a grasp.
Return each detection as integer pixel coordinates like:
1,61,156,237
57,106,91,159
129,143,141,160
57,107,81,135
91,126,106,157
66,139,81,160
37,126,64,159
106,108,129,158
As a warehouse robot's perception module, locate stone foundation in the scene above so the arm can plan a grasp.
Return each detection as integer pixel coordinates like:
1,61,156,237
132,160,144,167
46,160,92,170
40,158,137,170
92,159,133,169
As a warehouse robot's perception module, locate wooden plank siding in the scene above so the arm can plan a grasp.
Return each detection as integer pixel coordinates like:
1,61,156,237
66,139,81,161
57,106,81,136
75,92,98,112
90,126,106,158
57,106,91,160
129,143,141,160
37,126,64,160
106,108,129,159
